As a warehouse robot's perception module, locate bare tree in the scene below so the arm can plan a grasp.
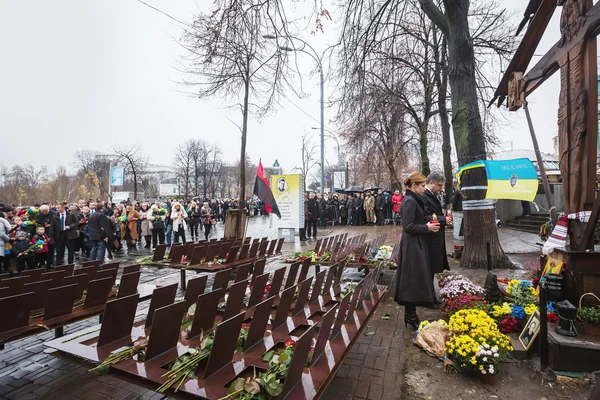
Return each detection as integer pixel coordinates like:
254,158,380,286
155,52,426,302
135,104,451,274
113,145,148,201
180,0,297,236
295,132,319,191
173,140,196,199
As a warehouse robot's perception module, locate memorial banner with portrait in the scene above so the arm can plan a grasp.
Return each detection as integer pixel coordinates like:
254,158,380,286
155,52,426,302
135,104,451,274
270,174,304,229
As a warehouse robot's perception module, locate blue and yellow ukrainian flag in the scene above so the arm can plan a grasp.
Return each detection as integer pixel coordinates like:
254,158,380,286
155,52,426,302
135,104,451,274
456,158,538,201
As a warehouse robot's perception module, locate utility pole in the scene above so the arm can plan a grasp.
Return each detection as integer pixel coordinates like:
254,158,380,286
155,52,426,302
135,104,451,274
320,69,325,195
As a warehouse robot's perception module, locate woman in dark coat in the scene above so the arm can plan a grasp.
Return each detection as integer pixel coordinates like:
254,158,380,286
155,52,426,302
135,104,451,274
394,172,440,330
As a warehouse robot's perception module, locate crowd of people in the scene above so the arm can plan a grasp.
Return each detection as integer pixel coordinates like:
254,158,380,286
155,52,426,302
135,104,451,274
299,189,408,240
0,197,252,274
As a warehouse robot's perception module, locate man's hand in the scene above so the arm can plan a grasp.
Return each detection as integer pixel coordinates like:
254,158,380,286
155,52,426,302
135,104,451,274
103,238,108,243
65,226,70,230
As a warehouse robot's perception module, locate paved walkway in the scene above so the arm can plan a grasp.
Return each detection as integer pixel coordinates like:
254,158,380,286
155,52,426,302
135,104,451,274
0,221,562,400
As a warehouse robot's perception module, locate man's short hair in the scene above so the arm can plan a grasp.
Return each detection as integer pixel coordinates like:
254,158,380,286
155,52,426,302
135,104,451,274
426,172,445,184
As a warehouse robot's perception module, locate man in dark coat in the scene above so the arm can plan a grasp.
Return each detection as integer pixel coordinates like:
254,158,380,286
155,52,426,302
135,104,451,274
346,194,355,225
318,194,327,228
375,189,386,225
37,204,58,269
53,203,80,265
88,203,109,264
355,193,364,226
306,193,319,238
422,172,450,276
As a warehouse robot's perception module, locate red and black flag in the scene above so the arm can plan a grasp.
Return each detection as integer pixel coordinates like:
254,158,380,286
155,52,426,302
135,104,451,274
253,159,281,218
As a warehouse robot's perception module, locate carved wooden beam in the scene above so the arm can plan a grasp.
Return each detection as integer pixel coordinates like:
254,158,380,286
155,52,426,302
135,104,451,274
491,0,557,108
521,0,600,99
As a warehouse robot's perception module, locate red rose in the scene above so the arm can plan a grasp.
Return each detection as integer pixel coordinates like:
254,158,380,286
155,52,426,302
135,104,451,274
285,339,296,347
547,312,558,323
453,245,460,250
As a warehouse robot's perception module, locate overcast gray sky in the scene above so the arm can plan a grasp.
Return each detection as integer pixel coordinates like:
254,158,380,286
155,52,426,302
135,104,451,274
0,0,566,175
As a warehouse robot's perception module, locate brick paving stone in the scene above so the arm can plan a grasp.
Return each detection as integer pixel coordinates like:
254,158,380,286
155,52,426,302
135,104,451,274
366,384,383,400
353,382,370,399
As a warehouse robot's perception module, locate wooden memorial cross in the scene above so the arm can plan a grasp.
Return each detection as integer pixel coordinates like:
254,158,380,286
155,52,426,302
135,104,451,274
493,0,600,248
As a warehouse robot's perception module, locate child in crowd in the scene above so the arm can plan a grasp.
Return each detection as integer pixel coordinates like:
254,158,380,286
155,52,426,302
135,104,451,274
12,231,35,271
32,226,49,268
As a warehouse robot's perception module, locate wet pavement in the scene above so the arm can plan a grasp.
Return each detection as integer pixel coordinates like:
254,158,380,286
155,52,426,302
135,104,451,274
0,219,550,400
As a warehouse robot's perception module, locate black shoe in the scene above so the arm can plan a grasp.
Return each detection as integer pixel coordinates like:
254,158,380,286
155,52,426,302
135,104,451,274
404,313,421,330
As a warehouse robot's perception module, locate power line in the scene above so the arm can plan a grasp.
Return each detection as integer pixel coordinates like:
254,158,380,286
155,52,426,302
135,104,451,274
135,0,193,29
283,96,320,124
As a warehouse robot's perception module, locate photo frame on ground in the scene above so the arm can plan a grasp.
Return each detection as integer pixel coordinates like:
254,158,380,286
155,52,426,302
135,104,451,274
519,310,541,351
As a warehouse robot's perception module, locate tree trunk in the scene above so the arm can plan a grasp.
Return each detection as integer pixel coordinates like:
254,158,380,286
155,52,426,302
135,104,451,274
420,0,512,269
236,73,251,239
420,120,430,176
436,38,454,207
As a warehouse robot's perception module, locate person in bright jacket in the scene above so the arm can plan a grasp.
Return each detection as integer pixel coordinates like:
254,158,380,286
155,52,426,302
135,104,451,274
392,189,403,224
32,226,50,268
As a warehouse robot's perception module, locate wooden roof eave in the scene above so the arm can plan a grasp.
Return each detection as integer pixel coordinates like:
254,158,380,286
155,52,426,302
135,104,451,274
490,0,558,108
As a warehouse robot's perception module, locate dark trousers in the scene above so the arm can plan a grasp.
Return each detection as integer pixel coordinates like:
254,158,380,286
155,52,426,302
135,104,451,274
341,216,348,225
319,214,326,228
204,224,212,240
0,255,10,273
306,220,318,238
56,232,75,265
174,226,186,244
47,244,55,268
404,304,416,315
16,256,34,272
299,228,307,240
348,210,355,225
152,229,165,248
34,253,48,268
356,208,364,226
376,209,385,225
189,221,200,239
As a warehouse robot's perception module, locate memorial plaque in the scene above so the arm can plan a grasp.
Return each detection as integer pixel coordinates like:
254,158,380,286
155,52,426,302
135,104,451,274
257,239,269,257
266,239,277,255
244,296,276,351
267,267,286,298
310,304,338,366
122,264,140,275
204,244,221,263
321,237,330,253
281,324,316,398
322,264,337,295
186,243,199,261
251,259,266,284
189,244,208,266
275,237,285,254
152,244,167,262
97,293,139,347
0,273,9,282
331,294,351,339
81,260,101,268
145,283,178,329
226,245,240,265
168,244,186,263
284,262,300,289
54,264,74,276
237,243,250,261
223,279,248,320
201,311,244,379
247,273,269,308
234,262,251,283
248,242,260,258
189,289,222,338
21,268,44,284
0,276,27,297
345,282,364,323
309,270,326,304
63,274,85,300
24,279,52,310
117,271,141,299
313,239,323,254
298,258,311,283
218,242,232,260
293,277,313,316
74,265,97,280
272,286,295,330
43,283,78,320
95,268,118,287
145,301,188,361
212,269,230,297
83,277,114,309
184,275,208,309
0,292,34,332
101,261,120,271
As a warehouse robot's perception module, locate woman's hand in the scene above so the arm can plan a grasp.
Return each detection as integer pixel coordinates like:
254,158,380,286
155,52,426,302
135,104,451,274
426,222,440,232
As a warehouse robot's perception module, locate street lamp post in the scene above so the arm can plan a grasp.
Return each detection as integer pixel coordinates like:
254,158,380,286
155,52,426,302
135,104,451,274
264,34,325,195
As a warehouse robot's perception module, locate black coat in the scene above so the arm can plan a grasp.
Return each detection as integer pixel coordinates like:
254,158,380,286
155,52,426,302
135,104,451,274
422,189,450,275
355,197,364,210
338,199,347,218
375,194,385,210
37,210,58,240
88,211,109,241
307,198,319,221
52,212,79,241
394,190,435,306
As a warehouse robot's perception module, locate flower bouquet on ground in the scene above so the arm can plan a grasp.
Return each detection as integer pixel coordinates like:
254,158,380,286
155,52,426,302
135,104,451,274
505,279,538,306
284,251,315,262
317,251,332,262
90,337,148,375
441,293,488,317
439,278,485,300
436,272,467,288
445,310,512,381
